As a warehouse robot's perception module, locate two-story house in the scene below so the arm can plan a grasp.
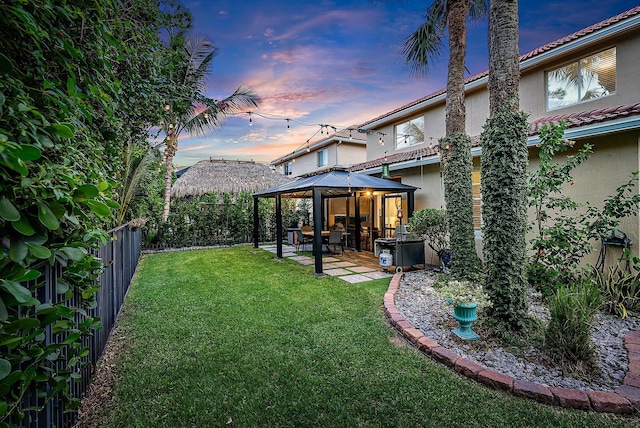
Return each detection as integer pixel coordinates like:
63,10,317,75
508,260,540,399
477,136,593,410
345,6,640,264
271,126,366,178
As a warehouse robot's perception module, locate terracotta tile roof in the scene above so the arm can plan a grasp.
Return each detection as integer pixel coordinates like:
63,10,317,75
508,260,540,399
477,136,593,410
520,6,640,61
529,103,640,134
350,145,437,172
359,6,640,129
352,103,640,172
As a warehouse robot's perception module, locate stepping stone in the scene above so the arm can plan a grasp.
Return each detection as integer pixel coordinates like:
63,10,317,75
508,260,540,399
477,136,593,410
339,274,372,283
362,271,393,279
325,268,352,276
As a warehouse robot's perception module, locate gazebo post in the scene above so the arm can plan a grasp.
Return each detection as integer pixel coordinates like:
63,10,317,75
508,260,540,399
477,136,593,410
312,188,324,276
276,194,283,259
407,190,415,218
354,193,362,252
253,196,259,248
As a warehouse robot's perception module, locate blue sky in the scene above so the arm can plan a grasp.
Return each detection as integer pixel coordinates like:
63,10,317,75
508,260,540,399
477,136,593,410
171,0,640,166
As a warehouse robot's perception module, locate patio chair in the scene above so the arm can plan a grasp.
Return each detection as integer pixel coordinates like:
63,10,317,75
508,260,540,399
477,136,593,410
328,230,344,255
360,226,370,251
295,229,312,253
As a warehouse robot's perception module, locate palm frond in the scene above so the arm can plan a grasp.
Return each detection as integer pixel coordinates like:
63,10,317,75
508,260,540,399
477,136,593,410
400,1,446,76
185,86,260,137
468,0,489,21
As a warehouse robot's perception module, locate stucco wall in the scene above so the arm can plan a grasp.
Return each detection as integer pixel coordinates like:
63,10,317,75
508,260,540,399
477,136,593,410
337,142,367,167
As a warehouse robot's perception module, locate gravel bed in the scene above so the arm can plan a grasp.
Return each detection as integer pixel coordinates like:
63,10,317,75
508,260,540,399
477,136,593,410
395,270,640,392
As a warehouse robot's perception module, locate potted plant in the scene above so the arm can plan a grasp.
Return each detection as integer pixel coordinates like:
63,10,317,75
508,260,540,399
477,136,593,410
438,280,491,341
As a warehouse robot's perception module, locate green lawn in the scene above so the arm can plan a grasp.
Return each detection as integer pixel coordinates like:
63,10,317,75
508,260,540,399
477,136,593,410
85,246,637,427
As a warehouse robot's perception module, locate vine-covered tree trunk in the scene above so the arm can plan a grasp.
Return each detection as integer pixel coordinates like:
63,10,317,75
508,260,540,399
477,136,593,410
441,0,479,276
482,0,528,328
441,134,478,275
481,109,529,328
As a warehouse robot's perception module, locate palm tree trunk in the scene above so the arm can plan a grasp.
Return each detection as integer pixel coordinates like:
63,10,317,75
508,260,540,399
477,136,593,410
445,0,468,136
441,0,478,276
488,0,520,113
162,132,177,221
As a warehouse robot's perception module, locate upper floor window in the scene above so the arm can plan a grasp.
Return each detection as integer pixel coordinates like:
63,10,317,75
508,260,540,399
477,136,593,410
284,161,293,176
395,117,424,149
546,47,616,111
317,149,328,167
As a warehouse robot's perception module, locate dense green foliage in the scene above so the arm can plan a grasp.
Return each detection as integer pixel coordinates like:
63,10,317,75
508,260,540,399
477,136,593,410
480,107,530,330
84,247,631,427
441,134,480,276
545,281,602,364
147,193,300,248
0,0,187,423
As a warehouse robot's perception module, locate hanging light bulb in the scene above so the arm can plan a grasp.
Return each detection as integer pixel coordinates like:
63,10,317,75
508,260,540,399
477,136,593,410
248,112,253,126
204,111,209,120
306,145,310,153
286,118,290,131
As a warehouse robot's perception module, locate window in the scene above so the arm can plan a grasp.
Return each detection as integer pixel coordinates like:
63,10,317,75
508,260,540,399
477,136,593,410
395,117,424,149
317,148,328,167
546,47,616,110
284,161,293,176
472,168,482,230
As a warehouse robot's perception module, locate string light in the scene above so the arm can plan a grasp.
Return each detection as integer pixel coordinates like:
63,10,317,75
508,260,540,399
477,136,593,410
248,112,253,126
286,118,290,131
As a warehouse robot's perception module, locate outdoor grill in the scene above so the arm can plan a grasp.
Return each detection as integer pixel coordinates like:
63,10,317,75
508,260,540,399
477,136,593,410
374,226,425,272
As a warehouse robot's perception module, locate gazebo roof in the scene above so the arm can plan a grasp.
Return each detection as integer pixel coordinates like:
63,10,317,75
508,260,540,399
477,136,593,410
253,168,418,199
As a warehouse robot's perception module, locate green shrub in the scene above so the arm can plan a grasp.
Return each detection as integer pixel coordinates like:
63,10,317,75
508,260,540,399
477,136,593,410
589,264,640,318
545,282,602,363
408,208,449,268
528,122,640,292
525,262,559,299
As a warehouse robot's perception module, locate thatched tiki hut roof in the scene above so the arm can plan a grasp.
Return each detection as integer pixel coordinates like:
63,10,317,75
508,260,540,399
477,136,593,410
171,159,292,198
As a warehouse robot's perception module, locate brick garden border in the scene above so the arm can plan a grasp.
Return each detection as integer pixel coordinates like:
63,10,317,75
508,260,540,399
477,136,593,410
384,273,640,414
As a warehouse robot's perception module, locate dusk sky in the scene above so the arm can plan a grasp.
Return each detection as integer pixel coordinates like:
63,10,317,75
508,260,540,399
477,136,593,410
171,0,640,167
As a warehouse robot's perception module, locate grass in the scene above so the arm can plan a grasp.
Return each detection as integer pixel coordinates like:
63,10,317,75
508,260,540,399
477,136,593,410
82,245,637,427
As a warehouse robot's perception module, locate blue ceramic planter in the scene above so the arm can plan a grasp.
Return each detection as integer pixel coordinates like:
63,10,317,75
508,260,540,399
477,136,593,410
452,302,480,341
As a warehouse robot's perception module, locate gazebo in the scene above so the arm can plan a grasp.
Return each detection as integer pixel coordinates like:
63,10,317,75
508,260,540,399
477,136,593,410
253,168,418,275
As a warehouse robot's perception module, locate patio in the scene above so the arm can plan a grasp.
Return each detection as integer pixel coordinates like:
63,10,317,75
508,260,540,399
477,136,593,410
260,243,433,283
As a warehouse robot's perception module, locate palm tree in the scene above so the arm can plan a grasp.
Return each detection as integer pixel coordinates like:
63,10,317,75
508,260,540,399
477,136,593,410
160,32,259,220
401,0,486,276
481,0,529,329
